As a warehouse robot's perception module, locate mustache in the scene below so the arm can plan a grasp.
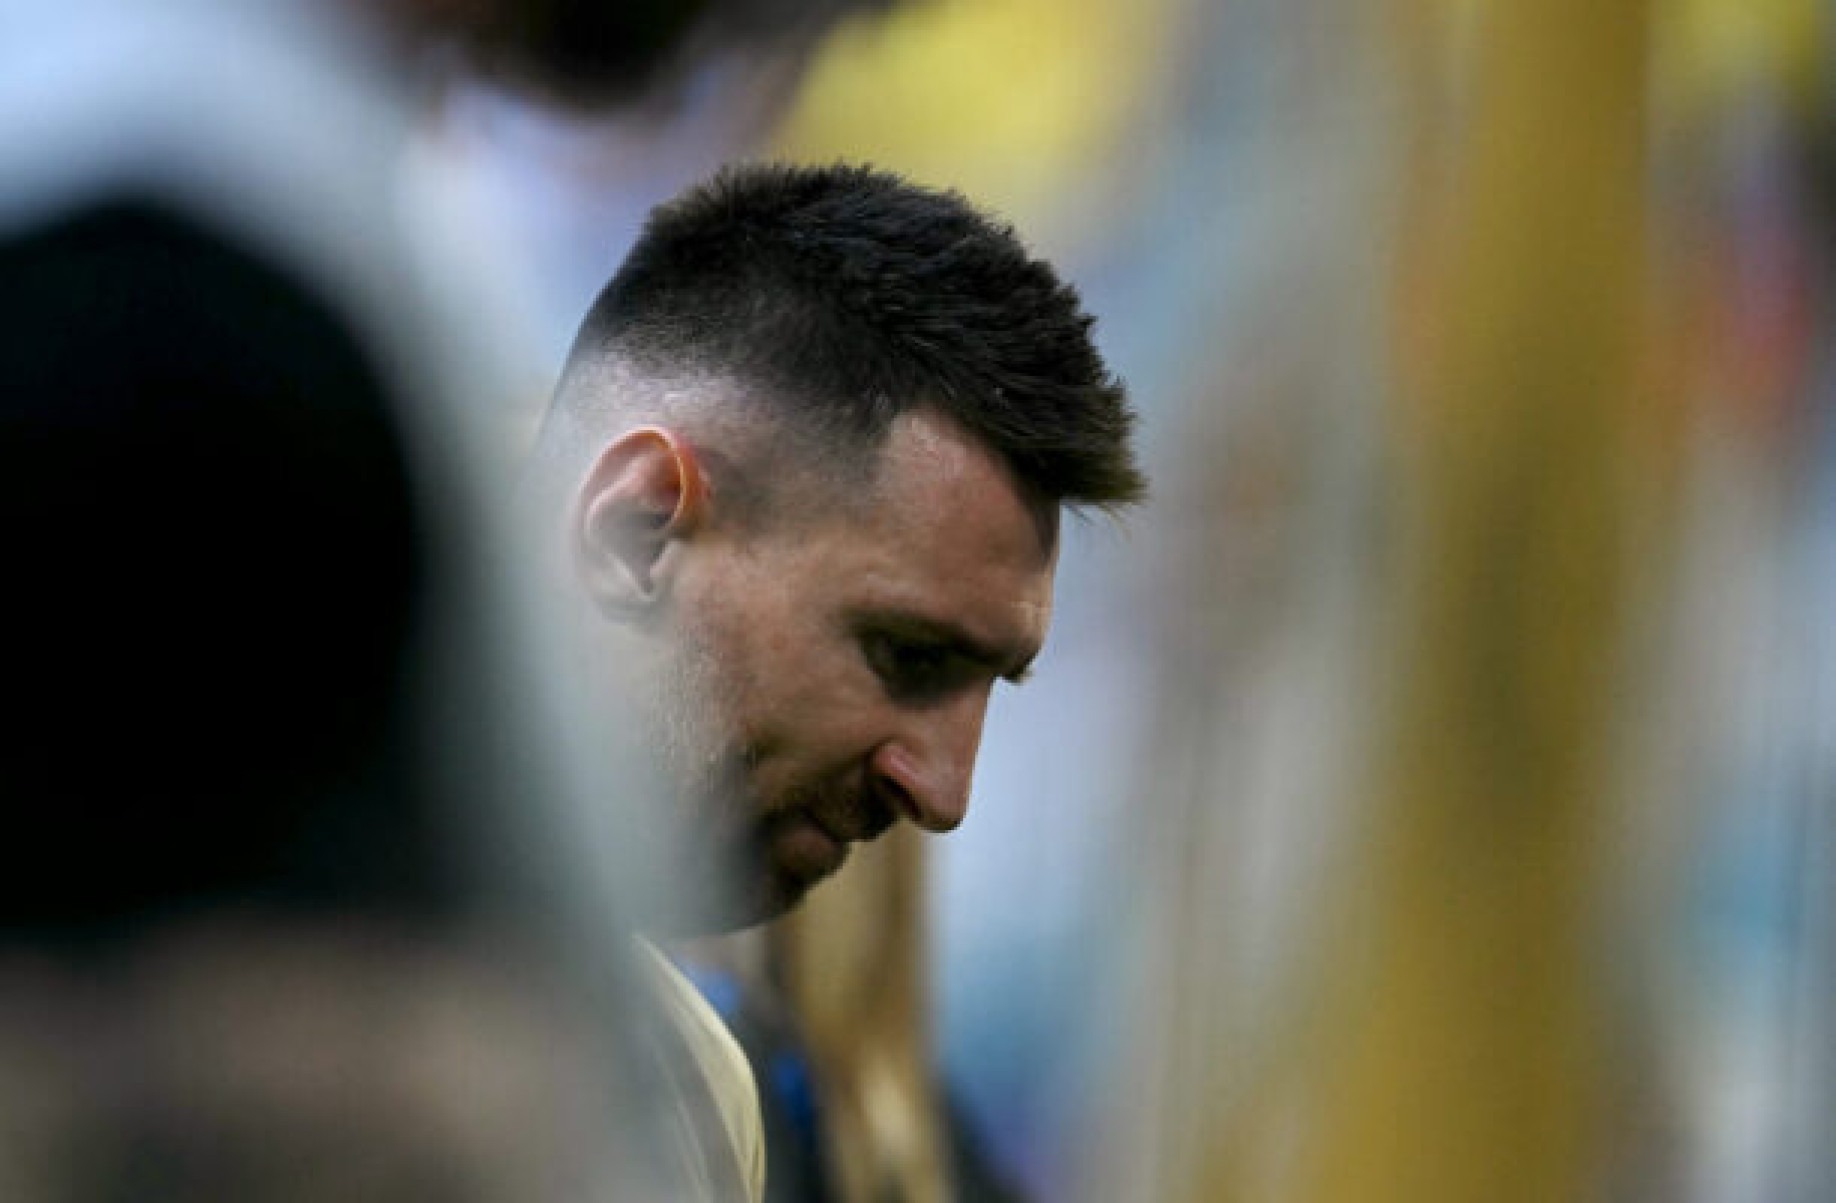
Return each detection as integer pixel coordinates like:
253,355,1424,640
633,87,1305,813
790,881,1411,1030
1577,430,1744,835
772,780,897,846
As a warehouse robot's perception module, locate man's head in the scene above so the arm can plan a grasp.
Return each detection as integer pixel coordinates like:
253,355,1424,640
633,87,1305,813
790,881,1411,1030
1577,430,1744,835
533,163,1143,929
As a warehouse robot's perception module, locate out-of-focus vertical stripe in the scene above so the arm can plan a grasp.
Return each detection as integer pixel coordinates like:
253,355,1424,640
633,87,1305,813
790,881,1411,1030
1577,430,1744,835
1269,3,1658,1202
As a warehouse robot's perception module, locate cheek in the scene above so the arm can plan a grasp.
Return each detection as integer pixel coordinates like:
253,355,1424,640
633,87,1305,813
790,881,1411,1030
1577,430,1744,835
677,550,878,758
679,595,804,745
740,631,883,764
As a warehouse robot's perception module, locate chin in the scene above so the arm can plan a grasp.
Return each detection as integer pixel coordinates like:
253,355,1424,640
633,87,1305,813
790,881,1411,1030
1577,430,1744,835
727,868,822,931
638,870,813,937
638,807,845,935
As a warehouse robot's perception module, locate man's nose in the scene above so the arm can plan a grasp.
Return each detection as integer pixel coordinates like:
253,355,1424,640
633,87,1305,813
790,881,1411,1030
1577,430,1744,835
869,688,992,834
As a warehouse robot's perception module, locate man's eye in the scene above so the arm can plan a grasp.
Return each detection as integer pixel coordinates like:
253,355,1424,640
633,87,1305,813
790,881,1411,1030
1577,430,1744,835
865,636,957,697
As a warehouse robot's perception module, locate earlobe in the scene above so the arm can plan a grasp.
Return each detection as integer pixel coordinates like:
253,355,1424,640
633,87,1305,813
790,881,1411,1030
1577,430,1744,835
572,427,705,620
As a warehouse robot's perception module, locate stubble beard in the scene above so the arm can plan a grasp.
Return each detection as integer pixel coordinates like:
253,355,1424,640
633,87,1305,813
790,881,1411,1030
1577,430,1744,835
649,627,739,820
643,625,782,927
645,627,895,926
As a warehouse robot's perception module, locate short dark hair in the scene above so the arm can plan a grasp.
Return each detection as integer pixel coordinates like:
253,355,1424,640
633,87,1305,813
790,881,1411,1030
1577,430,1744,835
561,162,1145,509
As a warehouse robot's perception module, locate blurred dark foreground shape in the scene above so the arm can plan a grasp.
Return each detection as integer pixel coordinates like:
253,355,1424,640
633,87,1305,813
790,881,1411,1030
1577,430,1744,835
0,199,440,928
0,0,715,1184
0,193,647,1200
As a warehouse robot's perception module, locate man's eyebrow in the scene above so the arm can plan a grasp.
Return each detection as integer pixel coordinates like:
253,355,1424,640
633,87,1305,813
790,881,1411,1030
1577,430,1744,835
860,611,1040,683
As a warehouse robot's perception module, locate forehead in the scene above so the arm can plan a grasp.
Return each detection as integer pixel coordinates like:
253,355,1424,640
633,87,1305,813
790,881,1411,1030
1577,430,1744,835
802,410,1059,642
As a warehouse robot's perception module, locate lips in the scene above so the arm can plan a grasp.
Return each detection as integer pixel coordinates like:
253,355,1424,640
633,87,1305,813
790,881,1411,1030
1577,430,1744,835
757,787,898,892
805,808,851,846
806,794,896,848
772,811,849,883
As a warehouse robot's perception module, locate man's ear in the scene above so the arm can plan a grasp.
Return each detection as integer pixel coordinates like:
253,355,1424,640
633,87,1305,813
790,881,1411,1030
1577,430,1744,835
573,426,706,619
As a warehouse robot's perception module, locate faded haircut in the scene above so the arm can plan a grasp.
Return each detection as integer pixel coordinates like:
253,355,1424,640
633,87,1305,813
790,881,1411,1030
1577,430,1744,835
551,162,1145,511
